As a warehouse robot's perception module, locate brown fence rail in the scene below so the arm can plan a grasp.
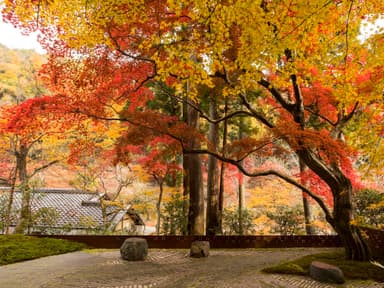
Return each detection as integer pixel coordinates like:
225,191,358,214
34,235,343,249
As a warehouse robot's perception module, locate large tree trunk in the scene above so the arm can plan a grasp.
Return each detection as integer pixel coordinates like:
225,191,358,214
206,98,220,236
184,152,204,235
330,168,371,261
298,149,371,261
183,100,204,235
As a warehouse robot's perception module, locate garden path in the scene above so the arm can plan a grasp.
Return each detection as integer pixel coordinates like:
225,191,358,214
0,248,382,288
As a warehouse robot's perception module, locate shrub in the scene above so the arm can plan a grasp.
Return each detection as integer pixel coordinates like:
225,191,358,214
161,193,188,235
267,205,305,235
353,189,384,228
222,207,255,235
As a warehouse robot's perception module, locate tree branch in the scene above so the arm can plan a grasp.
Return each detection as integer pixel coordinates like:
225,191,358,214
304,106,337,126
240,93,275,128
343,101,359,123
258,78,295,111
29,160,60,179
183,147,333,221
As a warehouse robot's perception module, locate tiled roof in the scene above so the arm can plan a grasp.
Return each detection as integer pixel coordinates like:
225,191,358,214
0,188,133,230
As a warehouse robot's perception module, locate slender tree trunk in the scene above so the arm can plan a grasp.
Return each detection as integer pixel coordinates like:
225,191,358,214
302,196,313,234
238,174,245,235
15,144,31,234
299,160,315,235
218,161,225,233
155,180,164,235
183,154,190,233
5,167,18,234
218,100,228,233
206,97,220,236
237,120,246,235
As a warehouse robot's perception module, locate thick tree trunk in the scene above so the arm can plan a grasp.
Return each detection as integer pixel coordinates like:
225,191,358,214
206,98,220,236
298,149,371,261
330,168,371,261
184,152,204,235
183,100,204,235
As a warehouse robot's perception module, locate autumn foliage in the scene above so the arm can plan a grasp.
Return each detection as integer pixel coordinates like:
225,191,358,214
2,0,384,260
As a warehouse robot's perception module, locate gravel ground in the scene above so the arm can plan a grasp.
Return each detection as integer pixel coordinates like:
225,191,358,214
0,248,382,288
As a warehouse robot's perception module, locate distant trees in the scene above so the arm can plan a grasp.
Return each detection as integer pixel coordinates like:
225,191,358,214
353,189,384,229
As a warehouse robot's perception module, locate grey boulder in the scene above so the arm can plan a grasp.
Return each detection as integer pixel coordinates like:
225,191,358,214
309,261,345,284
120,237,148,261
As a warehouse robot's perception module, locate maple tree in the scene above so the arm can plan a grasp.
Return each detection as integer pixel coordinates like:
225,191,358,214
0,45,65,233
0,97,68,233
116,131,181,234
4,0,384,261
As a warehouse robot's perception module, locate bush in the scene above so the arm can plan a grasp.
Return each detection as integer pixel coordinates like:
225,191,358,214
222,207,255,235
353,189,384,228
30,207,60,235
161,193,188,235
267,205,305,235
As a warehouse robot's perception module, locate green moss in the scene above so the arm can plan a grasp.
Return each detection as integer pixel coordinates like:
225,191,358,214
263,263,306,275
0,235,86,265
262,251,384,283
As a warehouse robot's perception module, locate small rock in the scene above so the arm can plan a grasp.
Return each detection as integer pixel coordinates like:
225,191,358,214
120,237,148,261
309,261,345,284
190,240,210,258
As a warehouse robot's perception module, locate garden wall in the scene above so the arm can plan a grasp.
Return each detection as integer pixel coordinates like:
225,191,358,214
35,235,343,249
35,228,384,257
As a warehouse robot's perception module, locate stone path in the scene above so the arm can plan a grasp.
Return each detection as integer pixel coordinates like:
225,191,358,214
0,248,382,288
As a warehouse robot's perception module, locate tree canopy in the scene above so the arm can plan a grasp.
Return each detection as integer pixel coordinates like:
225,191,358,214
2,0,384,260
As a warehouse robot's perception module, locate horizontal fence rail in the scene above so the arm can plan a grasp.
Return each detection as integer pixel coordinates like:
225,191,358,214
34,235,343,249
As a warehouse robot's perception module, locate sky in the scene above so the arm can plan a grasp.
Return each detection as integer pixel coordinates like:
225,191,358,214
0,15,45,54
